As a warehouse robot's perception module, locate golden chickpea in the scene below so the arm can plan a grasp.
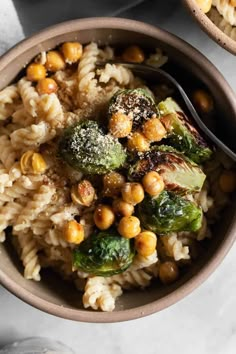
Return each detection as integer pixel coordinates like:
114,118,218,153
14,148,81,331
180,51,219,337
142,117,166,142
195,0,212,13
94,204,115,230
109,112,133,138
103,172,125,197
118,216,141,239
142,171,165,196
135,231,157,257
61,42,83,63
127,132,150,152
230,0,236,6
112,199,134,217
159,261,179,285
36,78,58,95
192,89,214,113
26,63,46,81
64,220,84,244
71,180,95,207
122,45,145,63
45,51,66,72
219,170,236,193
121,182,144,205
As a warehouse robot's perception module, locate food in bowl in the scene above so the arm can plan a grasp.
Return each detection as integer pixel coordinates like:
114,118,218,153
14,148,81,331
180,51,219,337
196,0,236,40
0,40,235,313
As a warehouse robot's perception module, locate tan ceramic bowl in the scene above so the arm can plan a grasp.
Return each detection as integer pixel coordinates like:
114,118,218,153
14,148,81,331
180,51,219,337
0,18,236,323
183,0,236,55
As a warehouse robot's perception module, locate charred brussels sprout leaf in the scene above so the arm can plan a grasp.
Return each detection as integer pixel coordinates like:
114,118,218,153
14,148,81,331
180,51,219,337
129,146,206,194
109,88,158,129
73,230,135,276
138,191,202,234
158,97,213,164
59,120,126,174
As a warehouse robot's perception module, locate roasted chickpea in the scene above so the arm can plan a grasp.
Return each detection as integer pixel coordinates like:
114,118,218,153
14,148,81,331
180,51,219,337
94,204,115,230
135,231,157,257
20,150,47,174
118,216,141,238
192,89,213,113
230,0,236,6
127,132,150,152
103,172,125,196
121,182,144,205
195,0,212,13
122,45,145,63
142,171,165,196
219,170,236,193
142,117,166,142
71,180,95,207
61,42,83,63
64,220,84,244
109,112,132,138
112,199,134,217
159,261,179,285
26,63,46,81
36,78,58,95
45,51,66,72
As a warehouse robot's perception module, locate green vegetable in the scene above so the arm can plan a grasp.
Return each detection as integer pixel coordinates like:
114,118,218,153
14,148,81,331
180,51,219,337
59,120,126,174
138,191,202,234
109,88,158,129
73,230,135,276
129,145,206,194
158,97,213,164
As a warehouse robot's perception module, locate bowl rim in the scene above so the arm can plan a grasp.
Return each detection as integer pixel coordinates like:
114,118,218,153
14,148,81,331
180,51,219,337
0,16,236,323
183,0,236,55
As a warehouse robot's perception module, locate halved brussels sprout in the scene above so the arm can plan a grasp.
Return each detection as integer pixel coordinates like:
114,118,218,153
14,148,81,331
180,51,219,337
73,230,135,276
129,145,206,194
59,120,126,174
108,88,158,129
138,191,203,234
158,97,213,164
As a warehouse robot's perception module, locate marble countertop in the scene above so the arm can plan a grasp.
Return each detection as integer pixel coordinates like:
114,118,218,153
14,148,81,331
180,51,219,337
0,1,235,353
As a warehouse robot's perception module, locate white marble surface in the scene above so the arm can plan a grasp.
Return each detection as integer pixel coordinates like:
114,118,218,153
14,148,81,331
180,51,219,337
0,1,236,353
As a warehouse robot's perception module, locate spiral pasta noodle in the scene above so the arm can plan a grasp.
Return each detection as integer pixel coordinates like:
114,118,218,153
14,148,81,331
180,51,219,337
37,93,64,128
107,269,153,290
77,42,100,106
14,184,56,232
18,77,39,117
209,7,236,40
212,0,236,26
98,63,134,86
10,121,56,151
17,231,41,281
0,135,17,170
161,233,190,261
83,276,122,312
0,85,20,120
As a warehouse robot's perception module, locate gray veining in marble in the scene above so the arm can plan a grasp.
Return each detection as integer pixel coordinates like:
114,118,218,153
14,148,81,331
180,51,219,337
0,1,235,353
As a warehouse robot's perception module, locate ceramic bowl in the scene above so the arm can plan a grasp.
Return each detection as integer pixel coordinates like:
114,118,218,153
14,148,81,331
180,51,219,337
0,17,235,322
183,0,236,55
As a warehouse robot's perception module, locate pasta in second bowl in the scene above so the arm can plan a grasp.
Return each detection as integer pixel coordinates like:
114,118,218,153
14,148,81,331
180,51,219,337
0,18,236,322
183,0,236,54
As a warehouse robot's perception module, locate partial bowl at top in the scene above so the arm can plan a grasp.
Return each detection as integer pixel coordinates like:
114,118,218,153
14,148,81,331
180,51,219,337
183,0,236,55
0,17,236,323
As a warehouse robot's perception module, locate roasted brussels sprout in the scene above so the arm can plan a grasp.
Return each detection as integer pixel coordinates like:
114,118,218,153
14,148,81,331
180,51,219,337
108,88,158,129
73,230,135,276
138,191,203,234
158,97,213,164
129,146,206,194
59,120,126,174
